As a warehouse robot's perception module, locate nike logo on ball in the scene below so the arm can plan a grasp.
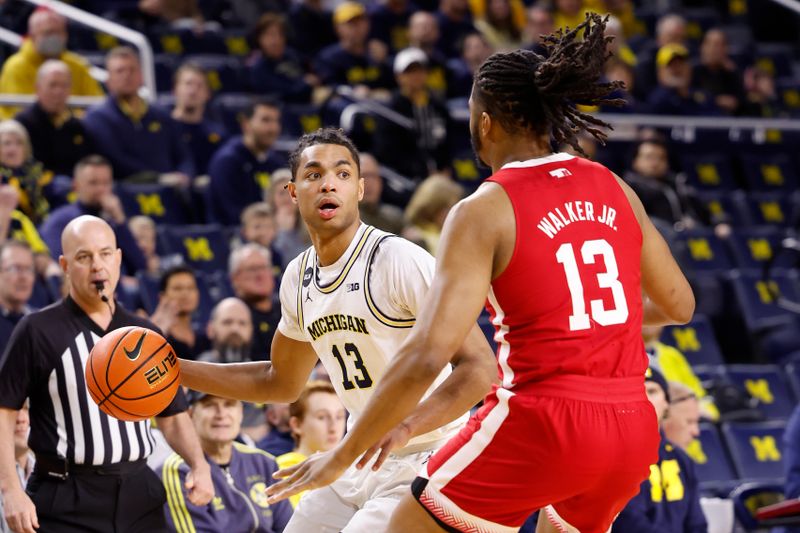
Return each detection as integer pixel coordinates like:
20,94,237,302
124,333,146,361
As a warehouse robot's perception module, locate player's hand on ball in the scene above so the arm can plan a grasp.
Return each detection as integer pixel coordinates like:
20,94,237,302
4,486,38,533
266,449,349,504
356,421,411,471
185,464,214,506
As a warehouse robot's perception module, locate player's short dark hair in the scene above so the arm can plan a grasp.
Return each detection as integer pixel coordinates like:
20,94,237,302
240,96,281,121
288,127,361,181
472,13,625,155
159,265,197,293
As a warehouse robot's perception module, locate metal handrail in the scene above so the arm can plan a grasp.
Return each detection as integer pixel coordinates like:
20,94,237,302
0,93,105,107
767,0,800,14
18,0,155,98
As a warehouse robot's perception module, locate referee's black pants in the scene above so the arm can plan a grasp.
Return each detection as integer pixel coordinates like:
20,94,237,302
26,459,168,533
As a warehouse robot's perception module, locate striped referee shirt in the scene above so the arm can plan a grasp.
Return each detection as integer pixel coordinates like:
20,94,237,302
0,297,187,465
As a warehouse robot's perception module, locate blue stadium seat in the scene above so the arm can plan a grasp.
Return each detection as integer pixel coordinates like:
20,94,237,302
210,93,253,136
660,314,725,366
729,481,785,531
721,421,786,480
674,228,735,273
729,270,800,333
754,43,795,78
151,28,226,56
727,365,796,420
281,104,323,138
742,192,795,227
682,7,722,42
160,225,230,274
184,55,245,93
692,364,727,385
686,423,738,488
154,54,178,93
116,183,191,225
136,272,160,314
221,29,251,57
693,191,751,227
680,153,738,191
740,153,799,192
725,226,786,271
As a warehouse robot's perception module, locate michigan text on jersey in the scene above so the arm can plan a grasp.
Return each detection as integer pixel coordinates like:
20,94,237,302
307,314,370,341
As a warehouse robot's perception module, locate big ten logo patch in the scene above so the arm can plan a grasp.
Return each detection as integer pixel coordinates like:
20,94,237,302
687,238,713,261
183,237,214,261
750,435,781,462
648,458,684,502
136,193,165,217
145,350,177,387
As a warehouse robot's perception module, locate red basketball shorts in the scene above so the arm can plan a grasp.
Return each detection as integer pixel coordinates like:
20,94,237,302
412,375,660,533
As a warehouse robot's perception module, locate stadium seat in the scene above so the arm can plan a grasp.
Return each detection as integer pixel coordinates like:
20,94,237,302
687,423,739,488
210,93,253,136
725,226,786,271
721,421,786,480
729,481,785,531
741,192,795,227
660,314,725,366
151,28,227,56
783,359,800,400
221,29,251,57
154,54,178,93
281,104,324,138
160,225,230,274
116,183,191,225
674,228,735,273
740,153,799,191
680,153,738,191
692,191,751,227
691,364,727,385
726,365,796,420
754,43,795,78
728,270,800,333
184,55,245,93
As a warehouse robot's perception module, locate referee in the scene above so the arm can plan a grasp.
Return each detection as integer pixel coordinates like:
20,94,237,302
0,215,214,533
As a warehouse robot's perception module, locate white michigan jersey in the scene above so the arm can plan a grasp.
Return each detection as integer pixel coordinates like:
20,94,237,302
277,224,466,452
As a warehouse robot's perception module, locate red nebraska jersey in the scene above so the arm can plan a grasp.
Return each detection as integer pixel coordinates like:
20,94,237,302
486,152,646,390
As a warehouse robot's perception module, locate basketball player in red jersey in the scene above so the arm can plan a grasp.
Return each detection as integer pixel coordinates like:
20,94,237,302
267,14,695,533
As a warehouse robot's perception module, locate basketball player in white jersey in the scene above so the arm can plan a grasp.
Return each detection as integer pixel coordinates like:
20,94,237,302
179,128,496,532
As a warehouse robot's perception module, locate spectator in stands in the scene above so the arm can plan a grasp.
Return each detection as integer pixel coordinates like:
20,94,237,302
692,29,743,115
358,152,405,234
785,404,800,499
196,297,267,441
436,0,477,58
613,368,708,533
369,0,414,54
83,46,195,183
605,14,637,68
314,2,394,96
403,173,463,255
0,185,51,275
662,382,701,451
604,57,638,112
39,155,146,276
446,31,493,98
229,243,280,362
266,169,310,268
603,0,647,40
151,265,210,361
0,119,55,225
206,98,285,226
634,13,688,101
624,139,720,231
647,43,719,116
740,64,786,118
287,0,337,62
248,13,318,104
523,4,553,56
257,403,294,457
0,241,35,354
474,0,522,52
373,48,452,180
276,381,346,508
240,202,283,271
138,0,222,33
171,62,226,178
0,9,103,102
128,215,182,277
15,60,94,177
407,12,449,98
159,390,293,533
0,403,33,533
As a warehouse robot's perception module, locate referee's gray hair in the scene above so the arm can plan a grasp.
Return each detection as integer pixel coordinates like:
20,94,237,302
229,243,272,274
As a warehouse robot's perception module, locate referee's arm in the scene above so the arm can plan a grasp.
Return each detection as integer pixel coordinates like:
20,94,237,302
0,408,38,533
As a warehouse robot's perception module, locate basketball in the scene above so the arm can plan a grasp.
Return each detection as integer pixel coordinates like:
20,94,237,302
85,326,181,422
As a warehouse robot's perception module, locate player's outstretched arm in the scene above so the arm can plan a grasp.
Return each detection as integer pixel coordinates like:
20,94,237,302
616,175,695,326
266,185,506,503
179,331,319,404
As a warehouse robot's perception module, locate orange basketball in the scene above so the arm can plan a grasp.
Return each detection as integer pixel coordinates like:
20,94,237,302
85,326,181,422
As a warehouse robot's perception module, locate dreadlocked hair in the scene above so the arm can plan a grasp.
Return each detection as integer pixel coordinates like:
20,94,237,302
473,12,626,155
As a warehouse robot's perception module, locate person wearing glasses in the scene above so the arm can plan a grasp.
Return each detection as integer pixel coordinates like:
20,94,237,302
0,240,36,355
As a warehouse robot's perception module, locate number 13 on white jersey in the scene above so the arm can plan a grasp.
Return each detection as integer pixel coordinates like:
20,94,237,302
555,239,629,331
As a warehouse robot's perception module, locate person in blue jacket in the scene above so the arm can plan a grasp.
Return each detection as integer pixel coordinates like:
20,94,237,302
613,368,708,533
206,98,286,225
159,390,293,533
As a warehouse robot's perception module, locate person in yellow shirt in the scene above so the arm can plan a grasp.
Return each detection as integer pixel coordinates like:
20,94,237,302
276,381,346,508
0,8,104,115
643,324,720,421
